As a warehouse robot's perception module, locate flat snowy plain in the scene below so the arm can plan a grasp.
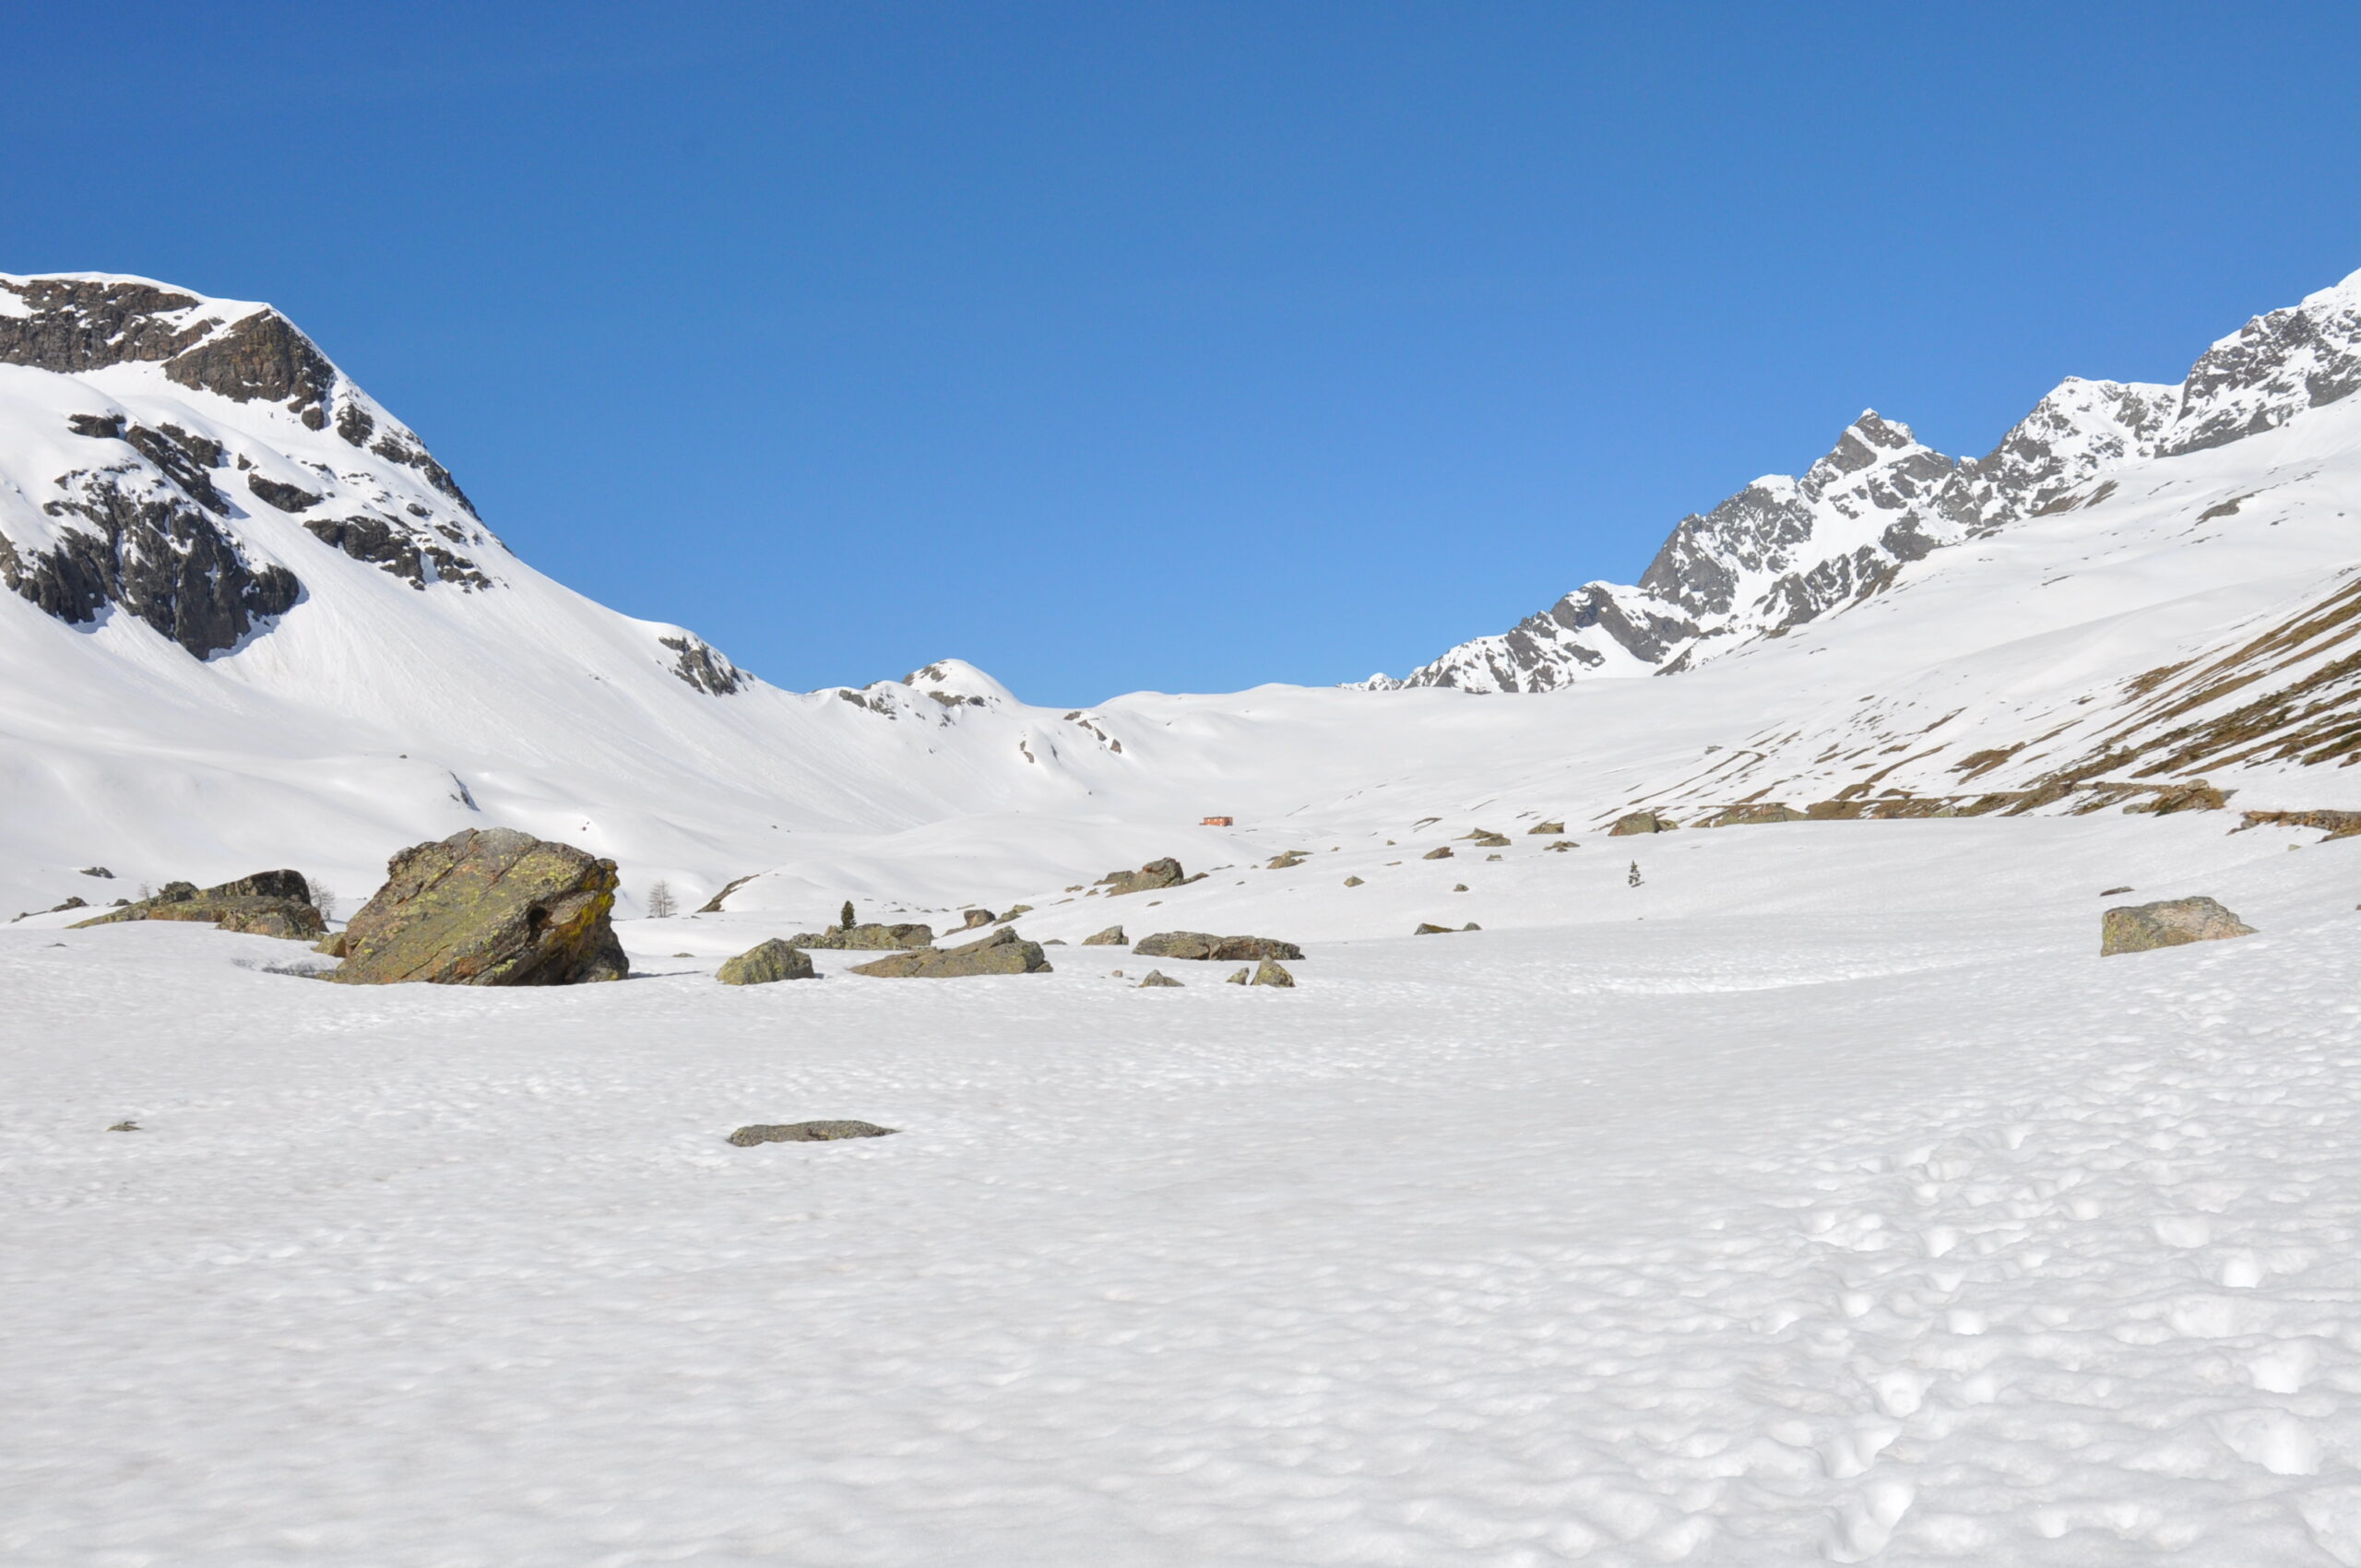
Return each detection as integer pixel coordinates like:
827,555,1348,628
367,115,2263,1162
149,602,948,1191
10,814,2361,1565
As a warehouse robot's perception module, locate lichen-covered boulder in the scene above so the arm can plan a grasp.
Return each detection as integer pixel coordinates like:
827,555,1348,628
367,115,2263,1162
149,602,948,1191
331,827,628,985
959,909,995,929
1138,969,1182,987
1225,967,1251,984
1343,875,1364,886
849,925,1052,978
71,869,325,941
1527,821,1565,835
717,939,816,985
1421,845,1453,860
1081,925,1128,946
729,1121,895,1146
1251,959,1295,988
1609,811,1677,835
789,921,935,950
2101,897,2257,956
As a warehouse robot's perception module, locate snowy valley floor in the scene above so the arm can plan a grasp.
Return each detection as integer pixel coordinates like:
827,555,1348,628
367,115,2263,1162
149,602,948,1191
7,818,2361,1565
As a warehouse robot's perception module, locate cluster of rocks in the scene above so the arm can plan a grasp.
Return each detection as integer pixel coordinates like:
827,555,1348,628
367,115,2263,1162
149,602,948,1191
729,1121,895,1145
72,869,326,941
1139,958,1294,988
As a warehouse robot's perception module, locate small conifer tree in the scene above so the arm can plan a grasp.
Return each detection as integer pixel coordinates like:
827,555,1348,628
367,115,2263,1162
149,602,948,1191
647,879,678,919
1626,860,1643,887
840,899,857,931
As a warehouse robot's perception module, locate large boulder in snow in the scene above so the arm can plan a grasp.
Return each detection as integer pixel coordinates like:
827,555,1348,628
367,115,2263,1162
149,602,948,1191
850,926,1052,979
1081,924,1128,946
1608,811,1678,835
789,921,934,950
1097,857,1188,896
717,939,816,985
2101,896,2257,956
729,1120,896,1146
331,827,628,985
1133,931,1304,962
71,869,325,941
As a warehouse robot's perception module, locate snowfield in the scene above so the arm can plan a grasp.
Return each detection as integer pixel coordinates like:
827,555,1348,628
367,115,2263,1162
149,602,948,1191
10,815,2361,1566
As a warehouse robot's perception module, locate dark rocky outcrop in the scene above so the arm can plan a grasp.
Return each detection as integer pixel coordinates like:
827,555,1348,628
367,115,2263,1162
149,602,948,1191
2235,808,2361,839
71,869,324,940
789,921,934,950
1421,846,1453,860
717,939,816,985
2101,897,2257,956
1,441,303,658
960,909,995,929
303,514,490,591
245,474,322,513
331,828,629,985
729,1121,896,1146
1133,932,1304,962
659,633,743,695
850,926,1051,978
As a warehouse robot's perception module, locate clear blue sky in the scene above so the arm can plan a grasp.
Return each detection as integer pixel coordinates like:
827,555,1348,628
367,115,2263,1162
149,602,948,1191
10,3,2361,705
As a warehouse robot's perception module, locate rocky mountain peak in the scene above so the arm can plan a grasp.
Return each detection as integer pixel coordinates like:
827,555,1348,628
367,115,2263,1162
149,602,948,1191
1366,265,2361,695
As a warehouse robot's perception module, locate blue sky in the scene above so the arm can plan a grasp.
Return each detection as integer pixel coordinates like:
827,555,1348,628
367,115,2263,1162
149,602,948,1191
9,2,2361,705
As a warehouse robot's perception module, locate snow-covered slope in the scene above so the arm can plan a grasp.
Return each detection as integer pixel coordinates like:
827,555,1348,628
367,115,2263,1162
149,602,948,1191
1368,269,2361,692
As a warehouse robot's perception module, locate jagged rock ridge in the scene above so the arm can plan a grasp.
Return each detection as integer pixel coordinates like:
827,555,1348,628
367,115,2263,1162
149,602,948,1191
1367,269,2361,692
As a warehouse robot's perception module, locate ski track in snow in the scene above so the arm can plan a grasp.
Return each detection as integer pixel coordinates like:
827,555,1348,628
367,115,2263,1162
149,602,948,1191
8,827,2361,1565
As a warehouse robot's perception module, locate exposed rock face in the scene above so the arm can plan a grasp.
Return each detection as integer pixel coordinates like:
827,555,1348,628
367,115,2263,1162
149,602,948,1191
71,869,324,940
729,1121,896,1146
849,926,1052,978
698,874,756,913
789,921,934,950
2100,897,2257,956
1137,970,1182,987
332,827,629,985
1421,846,1453,860
1464,829,1511,847
1343,875,1364,886
659,633,743,695
0,416,303,658
1414,922,1454,935
717,939,816,985
2236,808,2361,839
1097,857,1186,896
1225,967,1250,984
1133,932,1304,962
1609,811,1677,836
1251,959,1295,988
303,514,490,591
1081,925,1128,946
960,909,995,929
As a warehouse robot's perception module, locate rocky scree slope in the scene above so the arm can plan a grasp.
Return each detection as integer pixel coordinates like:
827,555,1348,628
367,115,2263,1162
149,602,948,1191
1368,268,2361,692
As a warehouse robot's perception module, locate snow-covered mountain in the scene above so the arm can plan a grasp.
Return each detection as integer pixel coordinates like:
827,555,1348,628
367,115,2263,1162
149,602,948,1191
1364,270,2361,691
4,267,2361,931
